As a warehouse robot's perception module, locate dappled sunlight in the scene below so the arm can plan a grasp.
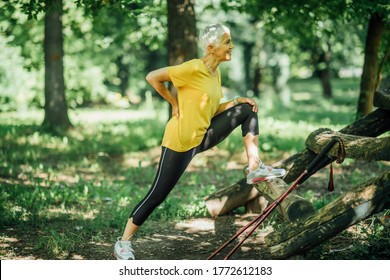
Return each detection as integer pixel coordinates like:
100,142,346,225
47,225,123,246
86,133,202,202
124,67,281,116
0,236,18,247
0,235,37,260
70,108,158,124
123,146,161,168
292,92,313,101
46,208,100,220
175,218,215,233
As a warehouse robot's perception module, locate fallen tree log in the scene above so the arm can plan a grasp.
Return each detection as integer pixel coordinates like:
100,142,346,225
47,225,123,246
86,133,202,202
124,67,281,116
374,88,390,110
264,170,390,259
204,179,260,218
204,178,315,222
276,108,390,184
305,128,390,161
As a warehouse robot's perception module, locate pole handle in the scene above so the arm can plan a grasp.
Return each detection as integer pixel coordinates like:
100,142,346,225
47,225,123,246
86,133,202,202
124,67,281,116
306,138,337,174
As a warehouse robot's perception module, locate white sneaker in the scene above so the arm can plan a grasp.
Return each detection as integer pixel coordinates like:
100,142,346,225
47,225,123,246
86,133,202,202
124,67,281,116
246,163,286,184
114,237,135,260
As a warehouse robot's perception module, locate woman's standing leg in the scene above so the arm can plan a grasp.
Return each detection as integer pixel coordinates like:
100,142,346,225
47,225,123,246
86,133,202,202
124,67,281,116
115,146,195,259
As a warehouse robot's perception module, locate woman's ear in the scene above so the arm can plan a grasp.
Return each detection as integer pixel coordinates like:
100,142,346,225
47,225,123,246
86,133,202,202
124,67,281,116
207,44,215,54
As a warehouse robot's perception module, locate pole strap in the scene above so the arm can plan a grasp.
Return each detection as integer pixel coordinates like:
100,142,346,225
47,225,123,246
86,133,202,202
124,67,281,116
327,136,345,192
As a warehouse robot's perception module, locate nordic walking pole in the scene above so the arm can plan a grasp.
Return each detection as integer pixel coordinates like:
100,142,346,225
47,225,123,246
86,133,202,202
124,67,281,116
208,138,339,260
222,171,310,259
206,206,269,260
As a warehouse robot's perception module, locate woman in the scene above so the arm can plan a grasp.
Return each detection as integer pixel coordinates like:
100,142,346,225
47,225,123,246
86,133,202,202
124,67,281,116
114,24,286,260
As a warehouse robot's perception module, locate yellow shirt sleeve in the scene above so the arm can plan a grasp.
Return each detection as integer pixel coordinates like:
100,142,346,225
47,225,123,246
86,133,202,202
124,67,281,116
167,61,194,88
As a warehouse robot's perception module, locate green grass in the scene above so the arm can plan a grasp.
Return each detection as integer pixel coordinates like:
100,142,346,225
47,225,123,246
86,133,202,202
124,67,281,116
1,78,388,259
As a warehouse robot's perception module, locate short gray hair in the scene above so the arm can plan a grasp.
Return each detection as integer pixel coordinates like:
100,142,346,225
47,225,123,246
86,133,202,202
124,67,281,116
199,24,230,54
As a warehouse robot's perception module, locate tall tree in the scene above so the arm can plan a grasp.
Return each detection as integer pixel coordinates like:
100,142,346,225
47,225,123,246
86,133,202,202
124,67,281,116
356,12,385,119
42,0,71,130
166,0,197,116
167,0,197,67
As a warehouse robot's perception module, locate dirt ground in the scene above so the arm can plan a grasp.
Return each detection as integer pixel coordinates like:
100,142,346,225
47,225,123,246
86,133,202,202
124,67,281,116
0,214,294,260
2,206,389,260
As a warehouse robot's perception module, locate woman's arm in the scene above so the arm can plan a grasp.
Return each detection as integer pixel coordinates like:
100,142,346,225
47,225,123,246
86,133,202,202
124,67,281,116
146,68,179,118
214,97,258,116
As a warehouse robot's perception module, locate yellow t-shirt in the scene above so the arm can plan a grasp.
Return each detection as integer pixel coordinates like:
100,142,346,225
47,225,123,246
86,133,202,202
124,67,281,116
162,59,223,152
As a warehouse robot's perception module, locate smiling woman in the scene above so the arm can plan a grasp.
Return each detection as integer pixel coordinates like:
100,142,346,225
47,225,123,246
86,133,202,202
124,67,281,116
113,23,286,260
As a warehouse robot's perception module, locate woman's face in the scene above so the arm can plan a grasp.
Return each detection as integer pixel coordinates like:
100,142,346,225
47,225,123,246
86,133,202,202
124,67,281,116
213,33,234,62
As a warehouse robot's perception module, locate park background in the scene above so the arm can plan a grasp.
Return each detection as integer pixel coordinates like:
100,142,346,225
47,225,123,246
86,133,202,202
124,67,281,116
0,0,389,260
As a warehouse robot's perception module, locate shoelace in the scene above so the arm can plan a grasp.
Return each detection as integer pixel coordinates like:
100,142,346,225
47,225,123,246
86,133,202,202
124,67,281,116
255,158,270,171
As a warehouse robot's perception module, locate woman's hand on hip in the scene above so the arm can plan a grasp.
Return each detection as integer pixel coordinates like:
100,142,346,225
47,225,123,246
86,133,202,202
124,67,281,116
171,102,180,119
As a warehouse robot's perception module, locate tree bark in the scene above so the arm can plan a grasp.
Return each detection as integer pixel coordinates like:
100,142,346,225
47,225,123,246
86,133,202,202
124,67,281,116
43,0,71,130
356,13,384,119
315,45,332,99
167,0,197,66
243,42,254,95
166,0,197,117
116,55,130,97
375,43,390,91
265,170,390,259
252,67,262,98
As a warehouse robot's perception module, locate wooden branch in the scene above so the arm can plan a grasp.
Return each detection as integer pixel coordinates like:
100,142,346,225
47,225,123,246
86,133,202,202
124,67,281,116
264,170,390,259
375,42,390,90
305,128,390,161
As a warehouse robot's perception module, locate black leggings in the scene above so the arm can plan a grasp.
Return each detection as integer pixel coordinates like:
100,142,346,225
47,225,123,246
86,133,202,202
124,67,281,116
130,104,259,226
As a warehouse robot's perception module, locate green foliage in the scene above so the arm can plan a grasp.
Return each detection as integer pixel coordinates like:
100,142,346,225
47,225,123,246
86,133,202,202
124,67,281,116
0,35,35,111
0,0,167,110
34,229,79,259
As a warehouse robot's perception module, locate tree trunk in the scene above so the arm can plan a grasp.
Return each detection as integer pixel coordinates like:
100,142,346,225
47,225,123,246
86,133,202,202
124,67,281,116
356,13,384,119
116,55,130,97
43,0,71,131
265,170,390,259
252,67,262,98
316,46,332,99
311,43,332,99
166,0,197,117
375,43,390,90
243,42,254,95
167,0,197,65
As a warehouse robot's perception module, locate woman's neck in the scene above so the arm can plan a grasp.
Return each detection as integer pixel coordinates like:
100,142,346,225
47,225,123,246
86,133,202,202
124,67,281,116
200,54,219,76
